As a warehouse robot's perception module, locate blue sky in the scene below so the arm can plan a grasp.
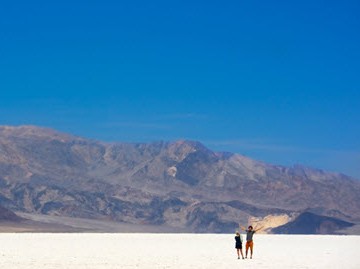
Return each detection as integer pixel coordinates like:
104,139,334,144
1,0,359,178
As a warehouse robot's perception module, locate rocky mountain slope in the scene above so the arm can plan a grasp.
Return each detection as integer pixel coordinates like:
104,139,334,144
0,204,21,222
272,212,354,234
0,125,359,233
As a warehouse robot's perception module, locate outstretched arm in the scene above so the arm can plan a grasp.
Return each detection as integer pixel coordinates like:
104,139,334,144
254,226,264,232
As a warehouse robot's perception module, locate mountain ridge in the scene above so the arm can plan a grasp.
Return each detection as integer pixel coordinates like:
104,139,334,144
0,125,359,233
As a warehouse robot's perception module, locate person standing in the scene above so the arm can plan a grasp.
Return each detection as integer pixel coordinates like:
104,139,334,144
234,231,244,259
241,225,262,259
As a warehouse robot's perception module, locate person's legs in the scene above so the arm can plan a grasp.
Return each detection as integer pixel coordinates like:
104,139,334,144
236,248,240,258
249,241,254,258
245,241,250,258
240,248,244,259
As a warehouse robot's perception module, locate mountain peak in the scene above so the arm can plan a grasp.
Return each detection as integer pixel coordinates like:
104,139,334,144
0,125,78,142
0,125,359,234
173,140,206,149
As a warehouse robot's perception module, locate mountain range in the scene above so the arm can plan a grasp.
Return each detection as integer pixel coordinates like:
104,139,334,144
0,125,359,234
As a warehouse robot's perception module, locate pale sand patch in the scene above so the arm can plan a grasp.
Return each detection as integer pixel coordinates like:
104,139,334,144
0,233,358,269
249,214,293,232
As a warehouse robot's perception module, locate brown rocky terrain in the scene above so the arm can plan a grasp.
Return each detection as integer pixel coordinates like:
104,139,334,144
0,125,359,233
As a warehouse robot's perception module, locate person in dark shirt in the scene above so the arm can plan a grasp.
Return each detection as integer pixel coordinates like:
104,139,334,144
241,225,262,259
234,231,244,259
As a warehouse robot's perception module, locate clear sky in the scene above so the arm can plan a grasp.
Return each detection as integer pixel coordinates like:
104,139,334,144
1,1,359,178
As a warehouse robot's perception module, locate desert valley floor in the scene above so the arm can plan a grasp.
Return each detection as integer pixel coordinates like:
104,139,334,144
0,233,358,269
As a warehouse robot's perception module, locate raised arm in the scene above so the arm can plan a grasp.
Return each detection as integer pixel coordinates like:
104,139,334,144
254,226,263,232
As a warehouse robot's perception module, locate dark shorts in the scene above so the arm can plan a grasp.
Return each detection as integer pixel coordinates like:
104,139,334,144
235,242,242,249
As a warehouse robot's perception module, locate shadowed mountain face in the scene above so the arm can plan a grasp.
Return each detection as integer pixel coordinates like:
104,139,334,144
272,212,354,234
0,125,360,233
0,204,21,222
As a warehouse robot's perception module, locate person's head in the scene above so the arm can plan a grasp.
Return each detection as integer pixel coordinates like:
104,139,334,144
236,231,240,236
248,225,253,230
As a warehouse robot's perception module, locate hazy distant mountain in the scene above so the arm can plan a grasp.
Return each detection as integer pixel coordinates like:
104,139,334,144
272,212,354,234
0,125,359,233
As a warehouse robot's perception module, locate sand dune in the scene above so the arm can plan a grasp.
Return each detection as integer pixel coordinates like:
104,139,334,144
0,233,358,269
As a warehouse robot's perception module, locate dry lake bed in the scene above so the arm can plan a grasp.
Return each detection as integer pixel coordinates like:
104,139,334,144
0,233,358,269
